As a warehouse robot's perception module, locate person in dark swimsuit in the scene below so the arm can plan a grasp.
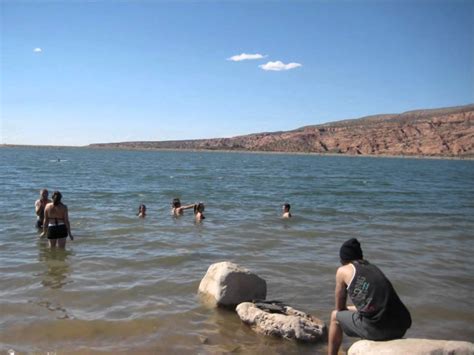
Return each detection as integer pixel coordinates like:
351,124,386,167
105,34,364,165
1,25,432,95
35,189,51,228
40,191,74,248
328,238,411,355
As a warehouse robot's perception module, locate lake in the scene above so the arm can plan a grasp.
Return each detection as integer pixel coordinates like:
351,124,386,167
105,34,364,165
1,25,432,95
0,147,473,353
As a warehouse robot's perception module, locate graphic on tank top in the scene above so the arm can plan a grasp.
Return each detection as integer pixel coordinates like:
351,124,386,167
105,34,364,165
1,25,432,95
350,274,376,313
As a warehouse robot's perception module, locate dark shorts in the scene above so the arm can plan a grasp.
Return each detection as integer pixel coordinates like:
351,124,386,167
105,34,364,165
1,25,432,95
36,220,43,229
47,224,68,240
337,311,407,341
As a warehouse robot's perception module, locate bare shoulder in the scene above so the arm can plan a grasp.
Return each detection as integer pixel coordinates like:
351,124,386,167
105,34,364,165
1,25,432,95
336,264,354,285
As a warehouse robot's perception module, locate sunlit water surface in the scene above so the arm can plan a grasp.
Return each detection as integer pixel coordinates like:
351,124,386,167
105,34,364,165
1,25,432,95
1,147,473,354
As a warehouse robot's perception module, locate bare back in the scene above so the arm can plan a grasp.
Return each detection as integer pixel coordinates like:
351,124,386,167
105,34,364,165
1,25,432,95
44,203,68,224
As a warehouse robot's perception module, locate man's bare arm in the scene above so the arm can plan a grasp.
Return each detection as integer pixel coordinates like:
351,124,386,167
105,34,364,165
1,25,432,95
335,267,348,311
65,207,73,240
35,200,42,215
181,204,195,210
39,207,49,237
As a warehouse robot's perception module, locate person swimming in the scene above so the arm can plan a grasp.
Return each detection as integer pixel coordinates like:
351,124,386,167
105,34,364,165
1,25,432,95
194,202,205,221
137,204,146,218
171,198,195,216
282,203,292,218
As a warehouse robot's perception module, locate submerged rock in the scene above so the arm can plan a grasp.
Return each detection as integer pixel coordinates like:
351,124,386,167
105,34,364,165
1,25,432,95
198,262,266,307
236,301,327,342
348,338,474,355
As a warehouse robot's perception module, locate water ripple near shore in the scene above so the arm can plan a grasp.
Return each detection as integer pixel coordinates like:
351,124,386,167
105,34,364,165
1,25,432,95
0,147,473,353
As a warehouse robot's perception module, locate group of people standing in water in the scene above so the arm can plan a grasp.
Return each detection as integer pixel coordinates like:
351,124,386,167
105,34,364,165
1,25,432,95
35,188,292,249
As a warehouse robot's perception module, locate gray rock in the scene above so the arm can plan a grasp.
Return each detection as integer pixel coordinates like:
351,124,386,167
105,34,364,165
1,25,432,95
348,338,474,355
236,301,327,342
198,262,266,307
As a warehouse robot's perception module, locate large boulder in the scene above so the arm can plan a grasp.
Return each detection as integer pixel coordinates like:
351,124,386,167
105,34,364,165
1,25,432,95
198,262,267,307
348,338,474,355
236,301,327,342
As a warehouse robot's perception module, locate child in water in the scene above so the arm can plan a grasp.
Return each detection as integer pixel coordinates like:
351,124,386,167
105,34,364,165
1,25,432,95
137,204,146,218
194,202,205,221
282,203,292,218
171,198,195,216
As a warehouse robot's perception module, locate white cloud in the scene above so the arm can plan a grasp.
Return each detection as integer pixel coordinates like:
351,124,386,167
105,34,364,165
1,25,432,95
259,61,302,71
227,53,266,61
33,48,43,53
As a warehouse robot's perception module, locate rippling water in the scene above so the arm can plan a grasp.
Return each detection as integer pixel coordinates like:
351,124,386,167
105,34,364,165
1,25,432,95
1,147,473,354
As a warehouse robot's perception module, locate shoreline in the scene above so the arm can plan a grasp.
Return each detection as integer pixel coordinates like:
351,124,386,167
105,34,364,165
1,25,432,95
1,144,473,161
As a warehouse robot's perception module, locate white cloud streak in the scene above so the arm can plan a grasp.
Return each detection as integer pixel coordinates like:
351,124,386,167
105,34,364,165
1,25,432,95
33,48,43,53
259,61,302,71
227,53,266,61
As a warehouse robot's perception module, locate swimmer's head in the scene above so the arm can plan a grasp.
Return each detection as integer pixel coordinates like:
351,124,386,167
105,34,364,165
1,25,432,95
138,204,146,216
194,202,205,214
40,189,49,198
52,191,62,206
283,203,291,212
172,198,181,208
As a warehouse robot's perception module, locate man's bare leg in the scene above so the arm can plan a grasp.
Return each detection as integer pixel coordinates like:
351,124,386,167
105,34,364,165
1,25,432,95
328,310,343,355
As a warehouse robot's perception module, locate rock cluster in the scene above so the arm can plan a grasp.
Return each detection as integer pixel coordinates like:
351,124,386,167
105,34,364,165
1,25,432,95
236,301,326,342
198,261,326,342
198,261,266,307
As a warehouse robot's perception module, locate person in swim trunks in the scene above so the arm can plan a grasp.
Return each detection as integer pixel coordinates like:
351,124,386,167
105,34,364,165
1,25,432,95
171,198,195,216
39,191,74,248
328,238,411,355
35,189,51,228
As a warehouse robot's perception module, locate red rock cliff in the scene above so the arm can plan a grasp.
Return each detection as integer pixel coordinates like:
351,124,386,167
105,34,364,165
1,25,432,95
90,105,474,157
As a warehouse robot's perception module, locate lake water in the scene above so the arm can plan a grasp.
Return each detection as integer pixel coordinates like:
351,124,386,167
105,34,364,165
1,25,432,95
0,147,473,354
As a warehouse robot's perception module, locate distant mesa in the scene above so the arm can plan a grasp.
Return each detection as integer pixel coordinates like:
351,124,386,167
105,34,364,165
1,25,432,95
89,104,474,158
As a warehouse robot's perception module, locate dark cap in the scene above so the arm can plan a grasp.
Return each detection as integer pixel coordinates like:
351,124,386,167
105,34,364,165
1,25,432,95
340,238,363,261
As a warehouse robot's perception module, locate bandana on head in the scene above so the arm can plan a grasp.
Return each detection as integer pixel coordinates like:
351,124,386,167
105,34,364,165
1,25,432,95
340,238,363,261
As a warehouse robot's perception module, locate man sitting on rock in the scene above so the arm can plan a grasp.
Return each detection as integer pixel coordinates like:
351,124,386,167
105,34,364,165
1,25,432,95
328,238,412,355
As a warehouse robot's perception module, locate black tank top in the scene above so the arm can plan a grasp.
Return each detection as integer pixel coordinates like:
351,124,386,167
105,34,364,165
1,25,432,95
348,260,412,328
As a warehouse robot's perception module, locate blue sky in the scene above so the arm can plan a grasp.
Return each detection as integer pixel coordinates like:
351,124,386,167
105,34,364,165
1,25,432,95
1,0,473,146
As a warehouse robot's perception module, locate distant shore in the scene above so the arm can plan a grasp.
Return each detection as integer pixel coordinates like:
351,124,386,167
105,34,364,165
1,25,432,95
2,144,473,161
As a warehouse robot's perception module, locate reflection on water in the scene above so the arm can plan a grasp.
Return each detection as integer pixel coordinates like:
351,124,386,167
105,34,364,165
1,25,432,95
38,242,73,290
0,148,473,353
